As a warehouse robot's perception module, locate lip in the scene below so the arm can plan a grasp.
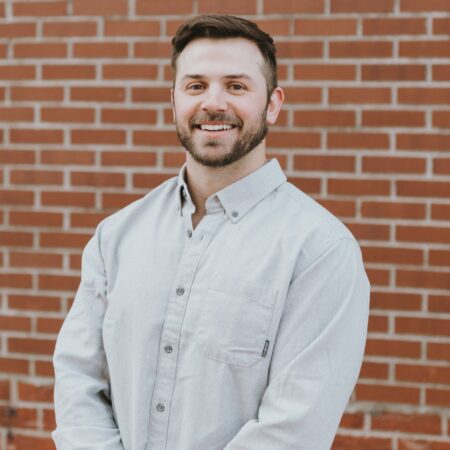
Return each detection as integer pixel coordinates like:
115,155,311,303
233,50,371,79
194,126,236,136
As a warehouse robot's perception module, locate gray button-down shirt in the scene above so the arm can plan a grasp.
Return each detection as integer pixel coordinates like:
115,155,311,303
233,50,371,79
52,158,370,450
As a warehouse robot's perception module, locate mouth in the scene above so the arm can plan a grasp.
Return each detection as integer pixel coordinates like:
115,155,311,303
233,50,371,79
191,121,239,134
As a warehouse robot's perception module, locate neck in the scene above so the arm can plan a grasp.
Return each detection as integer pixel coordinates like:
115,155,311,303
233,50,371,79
184,146,266,217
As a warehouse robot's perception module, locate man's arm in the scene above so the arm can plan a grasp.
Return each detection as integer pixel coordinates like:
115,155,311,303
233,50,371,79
52,224,124,449
224,238,370,450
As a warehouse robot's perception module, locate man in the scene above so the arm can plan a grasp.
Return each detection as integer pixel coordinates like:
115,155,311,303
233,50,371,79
52,15,370,450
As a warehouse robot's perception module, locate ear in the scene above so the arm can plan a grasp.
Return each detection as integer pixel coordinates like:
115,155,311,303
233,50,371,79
265,87,284,125
170,88,176,123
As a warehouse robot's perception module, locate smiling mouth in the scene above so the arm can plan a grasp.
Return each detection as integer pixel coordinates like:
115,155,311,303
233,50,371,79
194,123,236,132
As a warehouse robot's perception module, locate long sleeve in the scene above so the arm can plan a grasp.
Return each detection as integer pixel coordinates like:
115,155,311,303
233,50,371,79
224,238,370,450
52,224,124,449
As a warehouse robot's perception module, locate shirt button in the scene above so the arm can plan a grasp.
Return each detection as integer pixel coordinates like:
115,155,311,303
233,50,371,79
156,403,165,412
164,345,173,353
231,211,239,218
176,287,185,296
187,229,192,238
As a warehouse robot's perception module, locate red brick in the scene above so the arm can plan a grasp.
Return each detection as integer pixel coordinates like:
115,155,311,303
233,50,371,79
363,156,426,174
9,434,55,450
430,250,450,267
328,179,390,196
70,253,82,270
396,364,450,385
11,86,63,101
37,318,64,334
41,150,95,165
276,42,323,59
328,132,389,149
356,384,420,404
400,41,450,58
43,64,95,80
0,150,34,164
268,132,321,149
399,440,450,450
293,155,355,172
397,133,450,151
0,190,34,206
428,343,450,362
330,41,392,58
398,269,450,290
133,173,176,188
360,361,389,380
284,177,322,194
294,110,355,127
132,87,171,103
0,406,37,428
331,0,393,12
399,88,450,104
434,158,450,174
133,41,176,59
332,435,391,450
71,171,125,187
10,252,63,269
10,129,63,144
71,129,126,145
133,130,182,147
101,108,157,125
433,65,450,81
264,0,323,13
370,292,422,311
0,231,33,247
432,204,450,220
434,111,450,128
339,412,364,429
136,0,192,14
253,19,292,36
345,223,390,241
362,201,425,219
363,110,425,127
372,412,441,434
429,295,450,313
40,232,91,249
39,274,80,291
42,107,95,123
163,151,186,167
102,192,143,209
10,169,63,185
198,0,257,14
363,64,426,81
9,338,55,356
366,268,390,286
397,225,450,244
36,361,55,377
397,180,450,198
368,314,388,332
13,42,66,58
43,409,56,430
0,358,29,375
8,295,60,312
71,86,125,102
0,23,36,37
70,212,108,228
18,381,53,402
0,65,35,80
103,64,158,80
105,20,159,36
0,316,31,332
365,338,421,358
102,151,157,166
401,0,450,11
329,88,390,104
10,211,63,227
41,191,95,207
0,380,10,400
364,18,426,35
74,42,128,58
362,246,423,265
0,107,33,122
295,19,356,36
295,64,355,80
13,1,67,16
434,18,450,34
426,389,450,408
73,0,128,15
43,21,97,36
398,315,450,336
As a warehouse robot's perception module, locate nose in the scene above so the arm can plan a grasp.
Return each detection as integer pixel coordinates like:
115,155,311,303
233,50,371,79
200,86,227,112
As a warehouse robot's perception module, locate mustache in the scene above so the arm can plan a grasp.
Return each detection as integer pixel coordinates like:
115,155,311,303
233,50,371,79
189,113,243,128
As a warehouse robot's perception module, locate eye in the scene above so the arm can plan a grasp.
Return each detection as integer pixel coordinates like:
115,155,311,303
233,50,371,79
186,82,205,92
228,83,246,92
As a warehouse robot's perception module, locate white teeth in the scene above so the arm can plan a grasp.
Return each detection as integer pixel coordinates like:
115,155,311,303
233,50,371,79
200,124,233,131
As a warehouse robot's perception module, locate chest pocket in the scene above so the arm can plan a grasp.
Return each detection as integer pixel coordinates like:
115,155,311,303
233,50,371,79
196,275,277,367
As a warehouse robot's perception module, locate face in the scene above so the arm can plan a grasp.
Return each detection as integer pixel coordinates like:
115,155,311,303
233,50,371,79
172,38,283,168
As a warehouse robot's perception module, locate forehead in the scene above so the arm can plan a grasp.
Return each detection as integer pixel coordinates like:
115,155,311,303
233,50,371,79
175,37,266,82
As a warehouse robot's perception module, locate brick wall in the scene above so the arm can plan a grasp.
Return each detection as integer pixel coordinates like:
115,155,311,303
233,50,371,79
0,0,449,449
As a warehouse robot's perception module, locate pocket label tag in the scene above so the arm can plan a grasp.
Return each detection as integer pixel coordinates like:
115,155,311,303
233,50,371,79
262,340,270,357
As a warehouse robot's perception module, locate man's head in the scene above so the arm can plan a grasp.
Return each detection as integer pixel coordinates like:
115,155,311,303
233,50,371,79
170,15,284,168
171,15,278,98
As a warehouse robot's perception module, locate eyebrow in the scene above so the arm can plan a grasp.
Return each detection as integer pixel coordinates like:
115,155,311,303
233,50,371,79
180,74,253,81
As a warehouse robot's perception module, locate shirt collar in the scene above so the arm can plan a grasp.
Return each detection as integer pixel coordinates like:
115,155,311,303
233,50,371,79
176,158,287,223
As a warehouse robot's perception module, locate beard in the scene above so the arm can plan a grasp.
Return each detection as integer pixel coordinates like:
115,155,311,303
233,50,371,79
175,107,268,168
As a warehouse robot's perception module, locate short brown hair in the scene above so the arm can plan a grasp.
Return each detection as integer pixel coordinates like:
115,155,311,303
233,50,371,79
171,14,278,95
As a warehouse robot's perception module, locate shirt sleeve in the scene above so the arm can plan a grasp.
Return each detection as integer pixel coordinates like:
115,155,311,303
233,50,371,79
52,224,124,450
223,237,370,450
